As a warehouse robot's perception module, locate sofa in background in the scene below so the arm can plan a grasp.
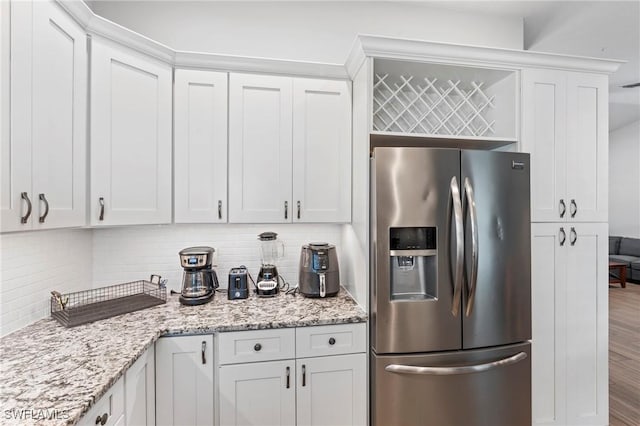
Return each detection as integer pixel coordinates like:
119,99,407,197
609,236,640,283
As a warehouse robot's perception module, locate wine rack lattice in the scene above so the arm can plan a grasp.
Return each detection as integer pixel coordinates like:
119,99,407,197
373,73,496,137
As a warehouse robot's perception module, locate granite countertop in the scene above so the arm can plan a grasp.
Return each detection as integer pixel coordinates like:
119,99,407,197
0,288,366,426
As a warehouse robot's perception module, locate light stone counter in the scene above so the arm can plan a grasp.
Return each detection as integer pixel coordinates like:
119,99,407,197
0,288,366,425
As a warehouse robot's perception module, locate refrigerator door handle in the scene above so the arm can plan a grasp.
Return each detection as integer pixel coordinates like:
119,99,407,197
450,176,464,316
384,352,527,376
464,177,479,317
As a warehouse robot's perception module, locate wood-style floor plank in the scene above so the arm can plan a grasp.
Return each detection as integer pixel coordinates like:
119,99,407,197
609,283,640,426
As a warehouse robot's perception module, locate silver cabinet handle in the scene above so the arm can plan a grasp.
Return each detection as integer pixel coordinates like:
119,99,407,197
464,177,479,317
98,197,105,221
570,227,577,246
284,201,288,220
38,193,49,223
570,199,577,218
559,199,566,218
450,176,464,317
297,200,301,220
559,227,566,246
385,352,527,376
218,200,222,220
302,364,306,387
201,341,206,364
286,366,290,389
20,192,32,224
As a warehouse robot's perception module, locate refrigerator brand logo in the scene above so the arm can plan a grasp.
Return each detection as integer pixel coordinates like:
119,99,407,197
3,408,70,421
512,161,525,170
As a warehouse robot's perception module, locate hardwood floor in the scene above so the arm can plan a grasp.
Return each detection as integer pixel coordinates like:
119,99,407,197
609,282,640,426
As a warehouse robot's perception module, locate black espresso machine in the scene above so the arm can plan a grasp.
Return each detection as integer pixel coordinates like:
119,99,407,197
178,246,219,305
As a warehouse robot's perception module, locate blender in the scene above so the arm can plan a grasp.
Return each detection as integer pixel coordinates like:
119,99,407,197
256,231,284,297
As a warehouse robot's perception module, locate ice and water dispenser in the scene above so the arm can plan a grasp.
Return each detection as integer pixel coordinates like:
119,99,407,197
389,227,437,301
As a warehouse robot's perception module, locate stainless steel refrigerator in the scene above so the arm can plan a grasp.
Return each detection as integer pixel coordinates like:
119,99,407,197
370,147,531,426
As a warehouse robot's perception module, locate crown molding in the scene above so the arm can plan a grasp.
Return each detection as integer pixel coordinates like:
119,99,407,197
57,2,623,81
56,0,348,79
346,35,625,78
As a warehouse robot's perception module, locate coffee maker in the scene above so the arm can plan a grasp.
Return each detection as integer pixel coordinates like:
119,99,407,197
178,246,219,305
256,232,284,297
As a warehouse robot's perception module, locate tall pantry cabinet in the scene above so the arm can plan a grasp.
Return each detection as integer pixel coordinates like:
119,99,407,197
523,68,609,426
1,1,87,232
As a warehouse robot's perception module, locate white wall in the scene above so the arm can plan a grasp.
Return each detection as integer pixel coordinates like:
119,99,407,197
0,229,93,337
88,1,524,63
92,224,342,294
609,120,640,237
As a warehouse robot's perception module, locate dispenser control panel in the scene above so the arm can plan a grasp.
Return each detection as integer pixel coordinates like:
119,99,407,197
390,227,436,250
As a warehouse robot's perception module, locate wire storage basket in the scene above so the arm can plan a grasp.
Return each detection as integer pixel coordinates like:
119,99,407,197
50,280,167,327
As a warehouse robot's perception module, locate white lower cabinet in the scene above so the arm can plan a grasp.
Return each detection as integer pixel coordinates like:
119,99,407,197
296,354,366,426
156,335,215,426
125,345,155,426
218,324,366,426
79,377,125,426
531,223,608,426
219,360,296,426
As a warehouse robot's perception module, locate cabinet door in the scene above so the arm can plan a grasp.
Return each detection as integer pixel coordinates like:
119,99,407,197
219,360,295,426
174,69,228,223
296,354,366,426
228,73,292,223
565,223,608,425
125,345,155,426
531,223,567,426
2,1,33,232
521,69,567,223
32,0,86,229
90,37,172,226
565,73,608,223
156,335,214,426
292,78,351,223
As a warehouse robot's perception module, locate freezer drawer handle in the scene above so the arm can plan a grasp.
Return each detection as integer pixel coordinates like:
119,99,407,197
450,176,464,317
384,351,527,376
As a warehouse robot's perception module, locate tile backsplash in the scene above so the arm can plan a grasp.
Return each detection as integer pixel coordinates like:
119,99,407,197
0,224,343,336
92,224,343,294
0,229,93,337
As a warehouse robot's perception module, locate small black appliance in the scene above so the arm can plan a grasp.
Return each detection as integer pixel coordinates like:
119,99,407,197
228,266,249,300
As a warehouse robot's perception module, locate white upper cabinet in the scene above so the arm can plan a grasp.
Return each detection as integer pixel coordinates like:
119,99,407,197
90,36,172,226
292,78,351,223
1,1,87,232
522,69,608,223
228,73,352,224
174,69,228,223
229,73,293,223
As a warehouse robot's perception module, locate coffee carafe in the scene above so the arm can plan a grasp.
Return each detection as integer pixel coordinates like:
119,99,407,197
256,232,284,297
178,246,219,305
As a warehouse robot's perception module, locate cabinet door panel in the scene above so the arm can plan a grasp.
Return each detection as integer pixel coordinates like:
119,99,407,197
229,73,292,223
156,335,214,426
565,223,608,425
125,345,155,426
521,69,566,222
219,360,295,426
174,69,228,223
293,79,351,223
566,74,608,222
90,37,172,226
531,223,566,425
2,1,33,231
32,0,86,229
296,354,366,426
